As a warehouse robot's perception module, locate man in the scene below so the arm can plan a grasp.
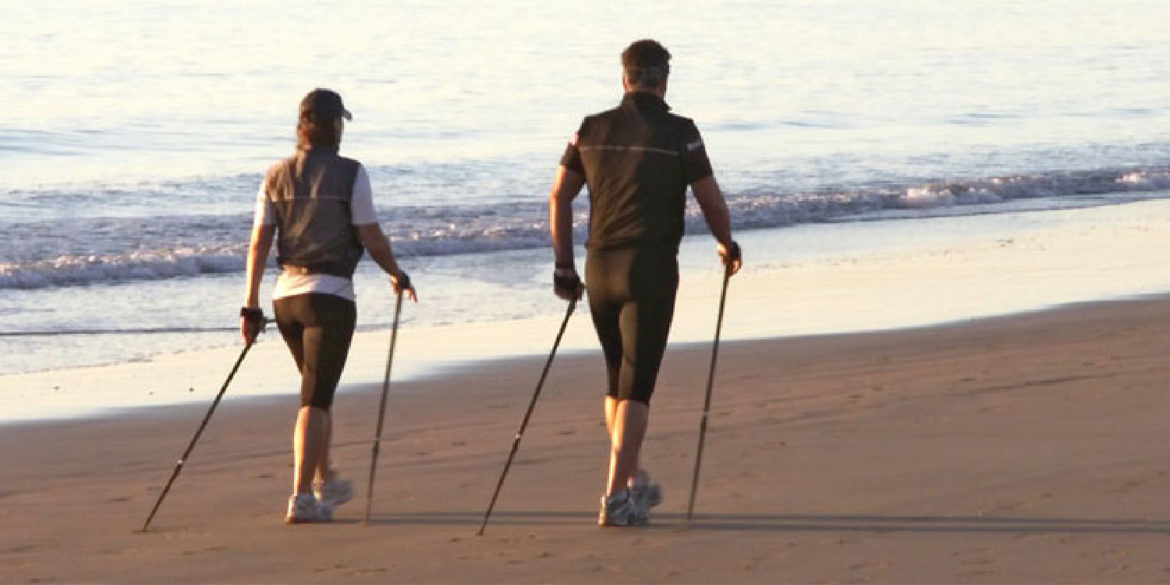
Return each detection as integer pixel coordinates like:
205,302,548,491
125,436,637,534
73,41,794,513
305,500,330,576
548,39,742,527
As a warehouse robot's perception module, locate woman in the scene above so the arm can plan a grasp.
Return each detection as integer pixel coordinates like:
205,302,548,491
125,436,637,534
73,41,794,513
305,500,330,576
241,88,417,524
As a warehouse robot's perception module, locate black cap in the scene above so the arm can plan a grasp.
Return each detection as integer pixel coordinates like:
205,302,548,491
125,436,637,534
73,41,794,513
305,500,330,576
299,88,352,123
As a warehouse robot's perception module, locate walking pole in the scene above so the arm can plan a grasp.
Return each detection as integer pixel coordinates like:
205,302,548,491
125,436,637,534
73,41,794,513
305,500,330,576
140,335,260,532
363,288,405,526
685,265,732,524
477,298,576,536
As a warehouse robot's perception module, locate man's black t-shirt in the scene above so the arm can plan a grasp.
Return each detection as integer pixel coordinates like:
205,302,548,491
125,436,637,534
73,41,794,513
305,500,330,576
560,92,713,253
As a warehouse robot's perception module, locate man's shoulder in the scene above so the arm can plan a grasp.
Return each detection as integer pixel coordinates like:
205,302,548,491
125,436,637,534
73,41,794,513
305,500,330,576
581,105,621,125
572,108,616,144
665,110,699,130
576,102,701,140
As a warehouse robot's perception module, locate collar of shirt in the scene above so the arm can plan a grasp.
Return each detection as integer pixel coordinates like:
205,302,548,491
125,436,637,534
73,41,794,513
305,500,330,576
621,91,671,114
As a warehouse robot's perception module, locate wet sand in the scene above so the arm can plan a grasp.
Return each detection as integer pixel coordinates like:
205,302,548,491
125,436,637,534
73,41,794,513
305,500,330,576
3,295,1170,583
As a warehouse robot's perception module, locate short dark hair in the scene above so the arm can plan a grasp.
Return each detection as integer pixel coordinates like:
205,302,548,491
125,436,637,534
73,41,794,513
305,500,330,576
621,39,671,89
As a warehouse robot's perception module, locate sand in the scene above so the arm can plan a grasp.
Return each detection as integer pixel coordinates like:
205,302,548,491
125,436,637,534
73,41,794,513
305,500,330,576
3,295,1170,584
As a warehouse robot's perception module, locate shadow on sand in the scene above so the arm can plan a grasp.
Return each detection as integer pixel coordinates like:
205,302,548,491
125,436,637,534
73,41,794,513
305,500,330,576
363,510,1170,534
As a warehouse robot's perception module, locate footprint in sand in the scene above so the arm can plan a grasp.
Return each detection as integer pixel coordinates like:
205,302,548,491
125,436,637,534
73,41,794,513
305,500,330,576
1105,477,1147,495
961,569,998,578
961,557,994,567
314,562,346,573
989,500,1024,512
849,560,890,573
181,545,227,557
347,567,390,577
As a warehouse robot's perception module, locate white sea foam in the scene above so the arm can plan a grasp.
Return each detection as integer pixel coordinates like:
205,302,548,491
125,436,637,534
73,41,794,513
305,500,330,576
3,167,1167,291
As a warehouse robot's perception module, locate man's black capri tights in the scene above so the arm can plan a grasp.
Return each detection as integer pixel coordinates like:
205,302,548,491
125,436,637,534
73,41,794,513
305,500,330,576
273,293,357,410
585,247,679,405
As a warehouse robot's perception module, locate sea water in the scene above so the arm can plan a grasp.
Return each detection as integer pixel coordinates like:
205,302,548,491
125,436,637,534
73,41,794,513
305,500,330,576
2,1,1169,420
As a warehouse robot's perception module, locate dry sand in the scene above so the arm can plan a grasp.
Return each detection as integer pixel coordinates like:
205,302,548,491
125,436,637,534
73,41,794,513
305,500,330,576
3,295,1170,584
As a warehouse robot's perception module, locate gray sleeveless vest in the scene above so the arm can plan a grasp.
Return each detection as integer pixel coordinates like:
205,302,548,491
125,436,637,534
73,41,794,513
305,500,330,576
264,147,364,277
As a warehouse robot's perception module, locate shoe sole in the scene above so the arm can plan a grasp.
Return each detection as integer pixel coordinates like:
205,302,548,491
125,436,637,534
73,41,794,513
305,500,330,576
598,509,648,528
286,507,333,524
599,520,647,528
286,514,333,524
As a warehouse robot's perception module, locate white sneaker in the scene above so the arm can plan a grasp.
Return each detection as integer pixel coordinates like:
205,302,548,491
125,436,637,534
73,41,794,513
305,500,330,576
313,474,354,507
285,493,333,524
598,489,648,527
629,470,662,510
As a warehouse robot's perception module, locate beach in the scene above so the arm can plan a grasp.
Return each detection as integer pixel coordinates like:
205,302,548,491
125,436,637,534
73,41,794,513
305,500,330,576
3,294,1169,583
5,1,1170,583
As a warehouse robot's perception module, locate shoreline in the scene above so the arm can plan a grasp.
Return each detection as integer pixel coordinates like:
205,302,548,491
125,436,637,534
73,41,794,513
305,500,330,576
4,294,1170,582
3,290,1165,429
6,194,1170,389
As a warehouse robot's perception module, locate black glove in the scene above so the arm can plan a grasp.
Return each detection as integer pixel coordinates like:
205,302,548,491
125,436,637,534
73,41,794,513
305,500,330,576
239,306,266,344
239,306,266,326
553,263,584,300
721,240,742,267
392,271,412,294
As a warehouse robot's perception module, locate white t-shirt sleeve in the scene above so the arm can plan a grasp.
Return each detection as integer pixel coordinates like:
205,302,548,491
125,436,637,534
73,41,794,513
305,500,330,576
254,180,276,227
350,164,378,225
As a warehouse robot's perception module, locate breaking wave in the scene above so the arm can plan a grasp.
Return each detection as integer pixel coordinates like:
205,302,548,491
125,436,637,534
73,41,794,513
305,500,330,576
3,167,1168,290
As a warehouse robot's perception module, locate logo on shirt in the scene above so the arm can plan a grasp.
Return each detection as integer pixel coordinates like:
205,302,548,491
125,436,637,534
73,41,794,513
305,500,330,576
685,139,704,152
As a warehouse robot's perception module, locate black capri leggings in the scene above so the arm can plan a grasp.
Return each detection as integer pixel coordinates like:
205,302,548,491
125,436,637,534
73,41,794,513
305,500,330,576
585,247,679,405
273,293,357,410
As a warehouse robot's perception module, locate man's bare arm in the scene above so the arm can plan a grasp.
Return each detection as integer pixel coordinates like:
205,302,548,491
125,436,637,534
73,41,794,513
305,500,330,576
549,165,586,267
692,175,742,274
